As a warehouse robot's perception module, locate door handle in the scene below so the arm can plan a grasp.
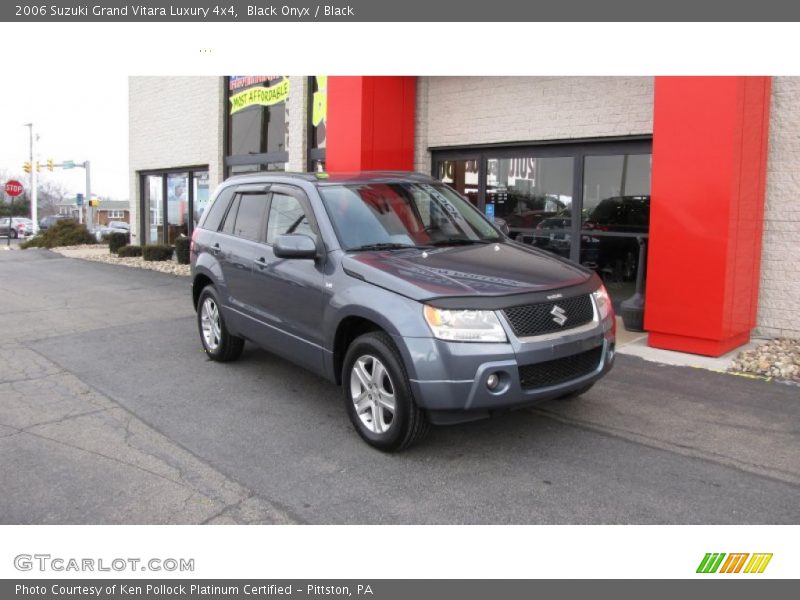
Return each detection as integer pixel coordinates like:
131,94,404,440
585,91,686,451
210,243,221,255
254,257,268,269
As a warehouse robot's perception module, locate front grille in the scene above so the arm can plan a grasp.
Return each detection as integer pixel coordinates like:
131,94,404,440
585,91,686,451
518,346,603,390
502,294,594,337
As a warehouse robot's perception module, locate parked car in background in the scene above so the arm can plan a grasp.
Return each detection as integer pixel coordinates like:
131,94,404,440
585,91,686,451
584,195,650,282
94,221,130,241
190,172,615,451
0,217,34,238
39,215,73,231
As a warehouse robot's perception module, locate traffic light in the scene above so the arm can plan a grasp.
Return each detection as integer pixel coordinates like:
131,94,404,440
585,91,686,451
47,159,54,172
23,161,31,174
35,161,40,173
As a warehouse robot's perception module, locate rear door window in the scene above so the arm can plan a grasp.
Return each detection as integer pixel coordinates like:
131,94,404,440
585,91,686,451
232,193,269,241
220,195,240,236
200,187,235,232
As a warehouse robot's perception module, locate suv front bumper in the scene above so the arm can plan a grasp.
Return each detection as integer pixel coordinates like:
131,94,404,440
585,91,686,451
400,313,615,418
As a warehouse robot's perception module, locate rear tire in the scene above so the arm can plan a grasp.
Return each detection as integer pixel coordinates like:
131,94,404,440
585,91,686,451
10,230,18,239
197,285,244,362
342,331,429,452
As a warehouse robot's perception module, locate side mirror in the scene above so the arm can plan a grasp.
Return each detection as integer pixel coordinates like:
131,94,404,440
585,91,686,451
494,217,510,236
273,233,317,259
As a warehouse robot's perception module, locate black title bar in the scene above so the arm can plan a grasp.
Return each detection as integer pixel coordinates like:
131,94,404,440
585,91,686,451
4,0,800,22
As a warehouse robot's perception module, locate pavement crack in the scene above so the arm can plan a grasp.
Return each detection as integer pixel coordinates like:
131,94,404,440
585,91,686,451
22,407,111,433
0,370,68,385
200,493,256,525
21,428,202,491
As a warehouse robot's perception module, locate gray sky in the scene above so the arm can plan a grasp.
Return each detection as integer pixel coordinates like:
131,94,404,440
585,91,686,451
0,72,129,200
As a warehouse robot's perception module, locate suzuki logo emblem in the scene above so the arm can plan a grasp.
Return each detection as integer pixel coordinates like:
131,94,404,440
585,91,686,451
550,305,567,326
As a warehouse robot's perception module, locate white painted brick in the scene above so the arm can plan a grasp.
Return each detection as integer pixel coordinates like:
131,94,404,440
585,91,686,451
416,76,653,161
128,76,225,244
757,77,800,338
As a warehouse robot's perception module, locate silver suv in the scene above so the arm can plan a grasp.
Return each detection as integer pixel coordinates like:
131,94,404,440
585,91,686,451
190,172,615,451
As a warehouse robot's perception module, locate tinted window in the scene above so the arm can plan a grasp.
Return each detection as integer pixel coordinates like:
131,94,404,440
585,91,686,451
266,193,313,244
201,187,234,232
232,194,269,241
220,195,240,236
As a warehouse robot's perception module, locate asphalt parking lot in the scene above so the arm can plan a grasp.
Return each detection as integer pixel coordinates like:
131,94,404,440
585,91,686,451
1,249,799,524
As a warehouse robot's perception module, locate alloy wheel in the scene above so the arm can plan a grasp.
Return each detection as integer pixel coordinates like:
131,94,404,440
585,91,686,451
200,297,221,351
350,354,396,434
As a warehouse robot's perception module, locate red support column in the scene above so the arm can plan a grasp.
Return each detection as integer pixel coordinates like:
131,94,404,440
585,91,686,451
645,76,771,356
326,76,416,172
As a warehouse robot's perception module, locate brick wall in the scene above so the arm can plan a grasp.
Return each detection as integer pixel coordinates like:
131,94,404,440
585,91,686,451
415,76,654,172
128,76,225,244
757,77,800,338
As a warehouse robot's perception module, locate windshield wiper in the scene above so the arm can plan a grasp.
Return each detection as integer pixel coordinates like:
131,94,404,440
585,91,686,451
348,243,429,252
429,238,494,246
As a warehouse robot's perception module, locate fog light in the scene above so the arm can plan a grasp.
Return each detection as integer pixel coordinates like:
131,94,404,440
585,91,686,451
486,373,500,390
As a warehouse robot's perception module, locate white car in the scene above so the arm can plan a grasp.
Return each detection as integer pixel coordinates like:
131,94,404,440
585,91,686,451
1,217,34,238
95,221,130,241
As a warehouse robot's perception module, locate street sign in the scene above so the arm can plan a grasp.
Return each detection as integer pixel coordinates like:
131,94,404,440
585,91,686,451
76,193,84,206
4,180,24,197
62,160,75,169
485,202,495,221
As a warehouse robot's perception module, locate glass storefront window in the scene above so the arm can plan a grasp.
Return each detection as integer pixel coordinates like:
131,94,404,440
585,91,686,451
139,168,209,244
432,142,652,309
226,76,289,175
310,76,327,150
582,154,651,229
582,153,652,302
438,159,480,206
485,156,573,258
143,175,163,245
192,171,210,226
166,172,189,244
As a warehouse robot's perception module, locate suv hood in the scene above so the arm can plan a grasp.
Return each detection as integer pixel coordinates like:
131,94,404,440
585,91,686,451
342,241,591,301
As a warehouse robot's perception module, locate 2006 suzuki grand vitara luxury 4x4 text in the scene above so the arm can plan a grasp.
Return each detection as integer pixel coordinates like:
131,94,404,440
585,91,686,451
190,172,615,451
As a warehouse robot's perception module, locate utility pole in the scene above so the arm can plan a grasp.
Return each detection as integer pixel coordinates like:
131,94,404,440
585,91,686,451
24,123,38,234
84,161,91,227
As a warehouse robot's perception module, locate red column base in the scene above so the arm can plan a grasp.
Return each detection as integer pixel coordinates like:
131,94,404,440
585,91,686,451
648,331,751,357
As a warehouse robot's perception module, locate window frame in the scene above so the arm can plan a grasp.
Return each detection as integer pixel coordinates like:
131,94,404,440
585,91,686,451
224,76,289,177
137,165,208,244
431,136,652,263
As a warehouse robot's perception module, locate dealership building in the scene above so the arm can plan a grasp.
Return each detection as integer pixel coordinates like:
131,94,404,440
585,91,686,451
128,76,799,356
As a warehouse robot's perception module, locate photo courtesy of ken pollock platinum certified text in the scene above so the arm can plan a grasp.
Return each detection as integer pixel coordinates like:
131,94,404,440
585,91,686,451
16,584,375,596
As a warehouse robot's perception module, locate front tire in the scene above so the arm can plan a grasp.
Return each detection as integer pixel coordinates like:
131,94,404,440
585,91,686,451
10,229,18,239
342,332,429,452
197,285,244,362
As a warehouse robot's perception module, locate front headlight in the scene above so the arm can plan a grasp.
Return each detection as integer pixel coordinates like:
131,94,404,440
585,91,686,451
592,285,613,320
423,305,507,342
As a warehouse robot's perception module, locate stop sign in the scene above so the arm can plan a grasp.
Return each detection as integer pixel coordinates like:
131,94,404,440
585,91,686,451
4,180,23,197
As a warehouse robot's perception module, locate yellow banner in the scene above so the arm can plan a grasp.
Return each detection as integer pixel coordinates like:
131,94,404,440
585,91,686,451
230,79,290,114
312,75,327,127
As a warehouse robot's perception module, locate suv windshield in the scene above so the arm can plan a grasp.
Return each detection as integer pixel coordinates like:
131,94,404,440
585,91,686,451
319,182,500,250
